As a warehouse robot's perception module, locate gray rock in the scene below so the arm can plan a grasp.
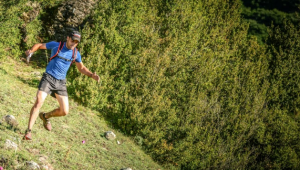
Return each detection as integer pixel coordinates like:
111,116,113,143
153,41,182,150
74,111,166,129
25,161,40,170
105,131,116,140
4,115,18,127
4,115,15,122
4,139,18,151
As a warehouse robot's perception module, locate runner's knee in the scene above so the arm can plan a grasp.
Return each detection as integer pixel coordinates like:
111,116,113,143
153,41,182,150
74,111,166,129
33,100,44,109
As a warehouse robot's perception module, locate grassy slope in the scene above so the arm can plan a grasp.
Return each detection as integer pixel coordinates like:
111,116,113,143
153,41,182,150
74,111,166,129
0,57,163,170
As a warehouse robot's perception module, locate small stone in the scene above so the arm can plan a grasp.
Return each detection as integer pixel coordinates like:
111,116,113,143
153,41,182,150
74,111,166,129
4,115,15,122
4,139,18,151
4,115,18,127
25,161,40,170
121,168,132,170
117,140,121,145
105,131,116,140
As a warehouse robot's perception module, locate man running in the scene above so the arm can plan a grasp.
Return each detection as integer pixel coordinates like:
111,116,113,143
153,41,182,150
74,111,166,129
23,30,99,140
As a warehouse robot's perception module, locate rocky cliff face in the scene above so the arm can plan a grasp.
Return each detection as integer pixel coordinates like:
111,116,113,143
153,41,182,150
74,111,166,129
48,0,99,41
22,0,99,43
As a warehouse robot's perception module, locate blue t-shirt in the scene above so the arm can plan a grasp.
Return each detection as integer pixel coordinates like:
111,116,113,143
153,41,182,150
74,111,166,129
46,41,82,80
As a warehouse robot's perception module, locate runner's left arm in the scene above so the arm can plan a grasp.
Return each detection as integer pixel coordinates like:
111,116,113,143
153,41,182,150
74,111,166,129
75,62,100,82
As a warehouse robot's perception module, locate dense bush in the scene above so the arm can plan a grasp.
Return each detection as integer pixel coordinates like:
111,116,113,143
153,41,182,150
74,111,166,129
262,22,300,169
0,0,26,59
266,20,300,116
67,0,300,169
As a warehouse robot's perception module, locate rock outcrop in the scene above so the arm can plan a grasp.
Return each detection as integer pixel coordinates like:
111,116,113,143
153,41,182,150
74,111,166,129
48,0,99,41
21,0,99,43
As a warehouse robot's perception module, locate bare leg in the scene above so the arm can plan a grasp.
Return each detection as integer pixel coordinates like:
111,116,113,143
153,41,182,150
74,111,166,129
44,93,69,119
27,91,48,130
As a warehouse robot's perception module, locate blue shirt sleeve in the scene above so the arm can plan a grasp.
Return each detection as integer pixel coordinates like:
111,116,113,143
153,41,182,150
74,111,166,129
75,50,82,63
46,41,60,50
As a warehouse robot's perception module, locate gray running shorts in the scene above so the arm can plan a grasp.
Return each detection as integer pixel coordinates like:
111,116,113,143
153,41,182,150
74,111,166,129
38,72,68,98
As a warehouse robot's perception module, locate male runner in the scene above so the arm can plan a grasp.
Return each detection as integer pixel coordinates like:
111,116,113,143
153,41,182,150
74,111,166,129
23,30,99,140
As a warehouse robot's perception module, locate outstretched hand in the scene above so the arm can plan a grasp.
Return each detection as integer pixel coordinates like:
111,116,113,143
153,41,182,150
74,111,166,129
25,49,32,56
91,72,100,82
25,50,33,63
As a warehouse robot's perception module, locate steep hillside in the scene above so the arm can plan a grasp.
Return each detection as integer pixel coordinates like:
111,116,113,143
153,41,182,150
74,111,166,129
0,58,163,170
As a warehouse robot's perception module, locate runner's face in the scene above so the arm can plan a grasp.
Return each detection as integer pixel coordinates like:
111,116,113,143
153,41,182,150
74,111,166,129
66,36,79,50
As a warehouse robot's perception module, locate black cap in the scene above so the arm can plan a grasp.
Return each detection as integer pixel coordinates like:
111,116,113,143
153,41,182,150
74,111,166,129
69,30,81,42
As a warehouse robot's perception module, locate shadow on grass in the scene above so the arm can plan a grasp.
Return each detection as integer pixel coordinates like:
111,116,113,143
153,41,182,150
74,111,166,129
21,52,49,69
15,53,48,88
18,77,40,88
0,122,21,134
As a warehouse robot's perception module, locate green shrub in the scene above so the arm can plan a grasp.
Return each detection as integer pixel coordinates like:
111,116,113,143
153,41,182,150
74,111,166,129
67,0,297,169
0,0,27,59
266,20,300,116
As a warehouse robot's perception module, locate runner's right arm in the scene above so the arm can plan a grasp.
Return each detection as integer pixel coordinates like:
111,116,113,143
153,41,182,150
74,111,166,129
25,43,47,56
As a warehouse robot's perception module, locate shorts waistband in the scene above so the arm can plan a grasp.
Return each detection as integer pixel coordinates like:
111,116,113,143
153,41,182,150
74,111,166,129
43,72,66,82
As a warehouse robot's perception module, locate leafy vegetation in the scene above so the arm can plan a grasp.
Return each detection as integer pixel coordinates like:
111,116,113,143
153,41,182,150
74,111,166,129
0,0,300,169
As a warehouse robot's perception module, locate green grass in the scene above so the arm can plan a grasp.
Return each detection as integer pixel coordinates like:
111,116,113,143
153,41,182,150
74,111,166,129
0,57,163,170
